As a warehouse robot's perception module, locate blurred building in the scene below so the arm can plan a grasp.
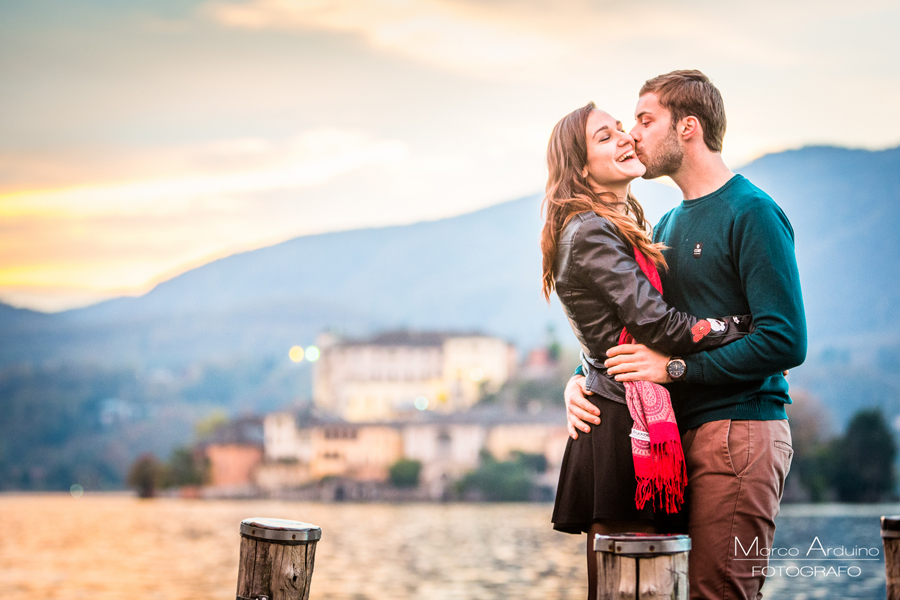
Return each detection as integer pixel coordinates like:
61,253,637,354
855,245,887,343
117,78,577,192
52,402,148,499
517,347,560,381
201,416,264,495
256,406,568,499
313,331,517,422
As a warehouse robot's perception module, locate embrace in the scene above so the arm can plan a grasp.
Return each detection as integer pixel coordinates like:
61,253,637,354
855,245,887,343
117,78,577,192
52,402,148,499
541,70,807,599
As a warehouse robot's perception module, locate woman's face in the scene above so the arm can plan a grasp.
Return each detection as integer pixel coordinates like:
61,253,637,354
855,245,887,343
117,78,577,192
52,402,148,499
582,109,645,194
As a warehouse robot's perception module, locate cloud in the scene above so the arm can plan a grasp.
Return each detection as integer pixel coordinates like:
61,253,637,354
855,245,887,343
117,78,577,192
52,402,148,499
202,0,567,73
0,129,408,218
3,0,898,312
0,129,411,309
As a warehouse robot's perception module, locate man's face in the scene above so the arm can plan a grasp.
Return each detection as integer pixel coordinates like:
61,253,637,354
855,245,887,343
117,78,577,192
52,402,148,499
629,92,683,180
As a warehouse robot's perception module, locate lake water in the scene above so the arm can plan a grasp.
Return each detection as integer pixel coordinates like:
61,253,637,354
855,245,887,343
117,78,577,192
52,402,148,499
0,495,893,599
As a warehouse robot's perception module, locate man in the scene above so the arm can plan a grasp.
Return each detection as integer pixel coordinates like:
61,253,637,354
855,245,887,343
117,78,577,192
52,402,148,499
564,70,806,599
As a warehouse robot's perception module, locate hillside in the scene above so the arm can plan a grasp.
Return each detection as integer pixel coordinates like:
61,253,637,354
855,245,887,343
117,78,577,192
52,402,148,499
2,145,900,426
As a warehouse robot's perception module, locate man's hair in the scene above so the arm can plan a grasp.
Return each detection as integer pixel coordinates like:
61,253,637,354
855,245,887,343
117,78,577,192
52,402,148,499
640,70,726,153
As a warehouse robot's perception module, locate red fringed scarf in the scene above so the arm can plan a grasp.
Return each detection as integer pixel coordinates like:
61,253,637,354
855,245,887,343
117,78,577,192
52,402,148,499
619,249,687,514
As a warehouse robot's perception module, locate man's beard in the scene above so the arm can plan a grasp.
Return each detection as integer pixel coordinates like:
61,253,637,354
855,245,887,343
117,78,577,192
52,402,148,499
641,126,683,179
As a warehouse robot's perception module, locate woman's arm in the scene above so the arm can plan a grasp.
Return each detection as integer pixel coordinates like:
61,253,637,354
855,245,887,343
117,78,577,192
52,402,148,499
574,214,750,355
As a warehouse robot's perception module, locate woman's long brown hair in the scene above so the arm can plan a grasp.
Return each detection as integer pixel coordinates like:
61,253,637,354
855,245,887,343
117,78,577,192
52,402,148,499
541,101,667,301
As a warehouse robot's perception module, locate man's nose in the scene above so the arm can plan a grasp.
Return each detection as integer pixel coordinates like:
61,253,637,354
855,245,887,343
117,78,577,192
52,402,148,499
628,126,640,141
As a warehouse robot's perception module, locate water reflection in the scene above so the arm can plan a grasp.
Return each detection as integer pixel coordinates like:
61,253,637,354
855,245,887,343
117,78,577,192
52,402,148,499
0,495,586,599
0,496,894,600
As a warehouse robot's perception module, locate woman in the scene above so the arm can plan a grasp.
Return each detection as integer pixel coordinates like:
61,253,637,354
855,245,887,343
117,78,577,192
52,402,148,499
541,102,749,597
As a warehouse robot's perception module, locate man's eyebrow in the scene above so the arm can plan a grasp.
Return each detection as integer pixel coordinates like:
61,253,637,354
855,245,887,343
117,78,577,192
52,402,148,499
592,125,609,139
635,111,650,120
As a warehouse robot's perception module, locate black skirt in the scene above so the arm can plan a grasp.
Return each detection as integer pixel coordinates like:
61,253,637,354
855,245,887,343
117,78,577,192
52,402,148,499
551,395,685,534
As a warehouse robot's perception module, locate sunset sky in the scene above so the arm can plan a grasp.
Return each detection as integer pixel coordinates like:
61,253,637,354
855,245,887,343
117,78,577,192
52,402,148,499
2,0,898,311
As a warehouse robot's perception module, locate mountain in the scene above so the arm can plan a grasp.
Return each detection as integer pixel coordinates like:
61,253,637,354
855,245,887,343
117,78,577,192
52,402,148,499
740,146,900,346
0,193,565,367
2,145,900,425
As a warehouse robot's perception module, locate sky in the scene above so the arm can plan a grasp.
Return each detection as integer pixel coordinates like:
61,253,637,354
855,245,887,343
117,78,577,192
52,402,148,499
1,0,898,311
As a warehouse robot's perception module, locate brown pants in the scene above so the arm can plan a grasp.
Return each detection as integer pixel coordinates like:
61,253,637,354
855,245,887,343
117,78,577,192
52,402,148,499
681,420,793,600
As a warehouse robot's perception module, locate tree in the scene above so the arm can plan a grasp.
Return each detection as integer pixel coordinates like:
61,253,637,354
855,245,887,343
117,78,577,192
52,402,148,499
784,390,834,502
389,458,422,488
510,450,548,473
829,408,897,502
457,451,535,501
546,324,561,362
163,447,208,488
194,411,229,439
127,453,164,498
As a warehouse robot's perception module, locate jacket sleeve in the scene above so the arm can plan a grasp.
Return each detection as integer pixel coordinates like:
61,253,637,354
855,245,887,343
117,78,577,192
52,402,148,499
573,215,751,355
682,201,807,384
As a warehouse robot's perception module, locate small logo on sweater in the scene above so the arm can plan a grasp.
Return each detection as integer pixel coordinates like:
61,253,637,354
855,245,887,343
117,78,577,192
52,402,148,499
693,242,703,258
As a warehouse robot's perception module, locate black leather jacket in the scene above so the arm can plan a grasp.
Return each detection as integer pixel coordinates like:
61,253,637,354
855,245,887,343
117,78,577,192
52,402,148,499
554,212,751,404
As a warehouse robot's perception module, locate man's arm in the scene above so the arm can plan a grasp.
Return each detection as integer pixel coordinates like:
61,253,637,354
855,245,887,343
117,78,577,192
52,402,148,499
574,216,752,356
682,201,806,383
607,201,807,384
604,343,788,383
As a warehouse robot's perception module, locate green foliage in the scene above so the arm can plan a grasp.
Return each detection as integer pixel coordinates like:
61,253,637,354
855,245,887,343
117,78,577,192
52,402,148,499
457,451,545,501
510,451,547,473
827,408,896,502
163,447,209,488
0,358,303,491
786,396,898,503
0,364,137,491
546,324,561,362
127,453,165,498
784,390,834,502
389,458,422,488
194,411,229,439
793,450,833,503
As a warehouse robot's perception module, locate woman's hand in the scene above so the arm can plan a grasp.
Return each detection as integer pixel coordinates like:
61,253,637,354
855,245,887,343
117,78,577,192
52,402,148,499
564,375,600,439
605,344,672,383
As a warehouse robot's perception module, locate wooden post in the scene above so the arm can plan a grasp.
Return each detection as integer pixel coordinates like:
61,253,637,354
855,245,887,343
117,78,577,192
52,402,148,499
236,517,322,600
594,533,690,600
882,516,900,600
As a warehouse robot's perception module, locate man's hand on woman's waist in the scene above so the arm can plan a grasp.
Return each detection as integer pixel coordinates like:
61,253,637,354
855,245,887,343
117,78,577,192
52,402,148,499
564,375,600,440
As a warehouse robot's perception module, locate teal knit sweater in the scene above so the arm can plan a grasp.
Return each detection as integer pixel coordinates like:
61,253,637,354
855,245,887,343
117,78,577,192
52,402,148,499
653,175,807,431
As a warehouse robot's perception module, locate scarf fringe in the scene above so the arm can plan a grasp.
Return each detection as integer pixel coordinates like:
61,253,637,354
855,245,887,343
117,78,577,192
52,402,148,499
633,439,687,513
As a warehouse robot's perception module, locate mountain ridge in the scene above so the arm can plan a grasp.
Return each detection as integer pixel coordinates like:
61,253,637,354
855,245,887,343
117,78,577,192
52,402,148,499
2,144,900,424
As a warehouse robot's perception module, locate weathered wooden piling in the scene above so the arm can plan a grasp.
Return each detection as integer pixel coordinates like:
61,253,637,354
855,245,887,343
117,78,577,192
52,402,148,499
236,517,322,600
594,533,690,600
882,516,900,600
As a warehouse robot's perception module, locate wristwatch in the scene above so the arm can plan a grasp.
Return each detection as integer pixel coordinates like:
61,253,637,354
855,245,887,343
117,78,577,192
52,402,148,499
666,357,687,382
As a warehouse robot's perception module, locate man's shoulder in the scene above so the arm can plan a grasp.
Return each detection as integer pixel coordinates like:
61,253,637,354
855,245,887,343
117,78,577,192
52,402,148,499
722,175,780,215
654,206,677,230
725,176,795,240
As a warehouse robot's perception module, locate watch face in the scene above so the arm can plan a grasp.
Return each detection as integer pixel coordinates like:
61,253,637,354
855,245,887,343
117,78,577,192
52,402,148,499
667,359,686,380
